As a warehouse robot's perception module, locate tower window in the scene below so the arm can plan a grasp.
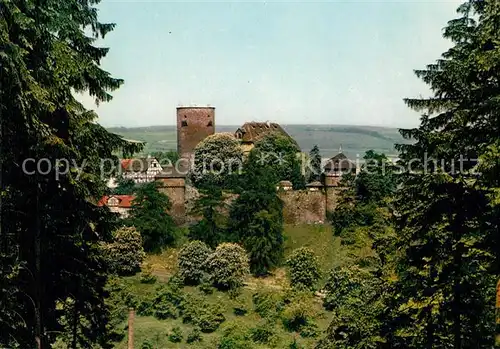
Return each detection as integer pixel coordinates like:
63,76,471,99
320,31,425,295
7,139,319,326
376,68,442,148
207,121,213,127
182,120,188,127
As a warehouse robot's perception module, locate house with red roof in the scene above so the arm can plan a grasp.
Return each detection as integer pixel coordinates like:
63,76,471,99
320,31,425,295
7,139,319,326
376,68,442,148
97,195,136,218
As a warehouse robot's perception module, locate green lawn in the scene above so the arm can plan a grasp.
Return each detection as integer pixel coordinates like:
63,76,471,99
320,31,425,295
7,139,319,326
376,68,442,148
283,224,348,282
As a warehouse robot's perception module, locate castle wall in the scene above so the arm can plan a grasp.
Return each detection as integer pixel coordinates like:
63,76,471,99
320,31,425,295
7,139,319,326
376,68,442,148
157,177,186,224
279,190,326,224
325,187,342,212
177,107,215,159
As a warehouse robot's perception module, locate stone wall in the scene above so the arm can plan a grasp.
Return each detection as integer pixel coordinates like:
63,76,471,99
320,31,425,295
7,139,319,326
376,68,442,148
325,187,342,212
279,190,326,224
157,177,186,224
157,176,343,226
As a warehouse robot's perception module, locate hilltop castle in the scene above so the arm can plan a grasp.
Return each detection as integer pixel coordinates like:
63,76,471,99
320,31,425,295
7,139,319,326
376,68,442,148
151,106,356,225
174,106,297,160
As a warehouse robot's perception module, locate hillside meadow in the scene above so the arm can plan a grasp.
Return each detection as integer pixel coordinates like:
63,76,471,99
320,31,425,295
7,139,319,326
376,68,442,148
111,224,362,349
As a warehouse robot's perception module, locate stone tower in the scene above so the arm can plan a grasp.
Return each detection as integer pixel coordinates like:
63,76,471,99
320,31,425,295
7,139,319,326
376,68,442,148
176,106,215,159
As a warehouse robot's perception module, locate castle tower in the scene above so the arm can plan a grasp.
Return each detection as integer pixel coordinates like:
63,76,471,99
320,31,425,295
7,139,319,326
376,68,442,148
176,106,215,159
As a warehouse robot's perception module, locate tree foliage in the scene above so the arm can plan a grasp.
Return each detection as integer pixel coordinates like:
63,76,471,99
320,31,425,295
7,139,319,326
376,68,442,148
307,145,322,183
204,243,249,290
102,226,145,276
177,240,212,286
0,0,143,347
317,266,388,349
229,158,284,276
250,132,306,190
151,150,179,167
329,150,398,253
286,247,321,291
127,181,176,252
384,2,500,347
190,133,243,189
188,185,228,248
112,176,136,195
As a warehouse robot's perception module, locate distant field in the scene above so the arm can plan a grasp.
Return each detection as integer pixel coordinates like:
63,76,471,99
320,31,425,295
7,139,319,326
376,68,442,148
107,124,411,159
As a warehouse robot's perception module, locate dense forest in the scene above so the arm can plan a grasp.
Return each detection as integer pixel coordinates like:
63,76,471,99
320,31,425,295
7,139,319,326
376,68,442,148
1,0,499,348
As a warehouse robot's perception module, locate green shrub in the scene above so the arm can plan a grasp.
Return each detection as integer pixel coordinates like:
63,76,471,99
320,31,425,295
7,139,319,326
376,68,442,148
232,297,248,316
289,338,305,349
103,277,129,342
218,322,251,349
102,226,145,276
250,321,275,344
228,287,242,300
166,273,184,290
299,321,319,338
179,294,225,333
178,240,212,285
179,294,204,324
205,243,249,290
197,308,225,333
281,292,317,332
140,263,157,284
186,327,202,344
252,290,284,319
153,302,177,320
323,265,372,311
136,296,154,317
198,278,215,295
286,247,321,291
140,340,153,349
168,326,183,343
151,285,184,320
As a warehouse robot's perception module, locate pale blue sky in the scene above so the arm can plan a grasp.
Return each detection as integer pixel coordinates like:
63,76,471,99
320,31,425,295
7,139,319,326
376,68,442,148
79,0,462,128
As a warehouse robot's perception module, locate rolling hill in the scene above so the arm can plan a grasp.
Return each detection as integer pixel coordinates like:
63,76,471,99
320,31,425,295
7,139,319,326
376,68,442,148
107,124,411,159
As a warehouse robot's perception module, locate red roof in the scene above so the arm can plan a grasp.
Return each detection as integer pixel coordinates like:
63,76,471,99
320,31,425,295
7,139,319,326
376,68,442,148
121,159,133,170
97,195,136,208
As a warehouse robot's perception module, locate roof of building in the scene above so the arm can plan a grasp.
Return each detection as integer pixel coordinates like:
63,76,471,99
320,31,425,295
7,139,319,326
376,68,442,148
278,180,293,187
323,153,356,172
121,158,158,173
97,195,135,208
235,122,299,147
306,181,323,187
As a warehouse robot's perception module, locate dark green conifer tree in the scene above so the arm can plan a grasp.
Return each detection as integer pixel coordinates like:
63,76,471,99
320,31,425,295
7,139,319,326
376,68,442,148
229,151,284,276
0,0,142,347
189,184,228,248
127,181,176,252
385,1,500,347
308,145,322,183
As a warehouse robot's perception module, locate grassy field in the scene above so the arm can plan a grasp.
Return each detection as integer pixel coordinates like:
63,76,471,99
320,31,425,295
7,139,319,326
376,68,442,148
107,124,410,159
112,224,349,349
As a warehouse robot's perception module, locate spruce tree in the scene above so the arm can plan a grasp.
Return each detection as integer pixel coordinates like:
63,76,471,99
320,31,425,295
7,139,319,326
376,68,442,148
308,145,322,183
0,0,141,347
189,185,228,248
387,1,500,347
229,151,284,276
